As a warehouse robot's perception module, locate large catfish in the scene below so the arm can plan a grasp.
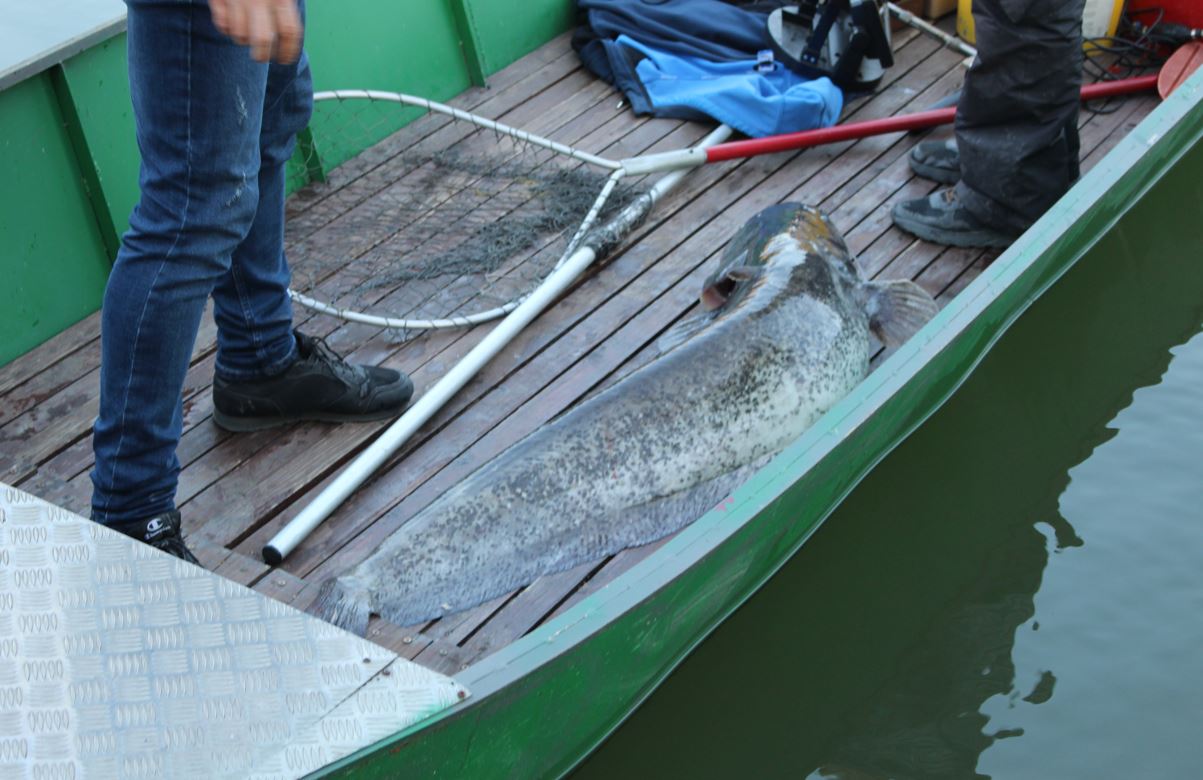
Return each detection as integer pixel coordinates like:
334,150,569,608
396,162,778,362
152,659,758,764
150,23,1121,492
314,203,939,634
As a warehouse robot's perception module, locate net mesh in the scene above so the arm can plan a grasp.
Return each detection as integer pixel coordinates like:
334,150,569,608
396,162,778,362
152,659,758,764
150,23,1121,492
284,94,642,338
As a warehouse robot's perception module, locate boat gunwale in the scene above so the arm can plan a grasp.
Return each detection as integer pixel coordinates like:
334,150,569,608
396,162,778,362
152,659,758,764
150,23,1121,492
0,3,125,92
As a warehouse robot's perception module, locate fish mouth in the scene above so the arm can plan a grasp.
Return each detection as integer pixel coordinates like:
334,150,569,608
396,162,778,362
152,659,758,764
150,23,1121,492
701,273,739,310
701,265,760,310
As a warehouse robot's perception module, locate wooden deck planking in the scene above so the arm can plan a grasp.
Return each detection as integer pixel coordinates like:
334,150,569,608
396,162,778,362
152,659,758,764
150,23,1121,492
256,32,957,577
0,25,1160,673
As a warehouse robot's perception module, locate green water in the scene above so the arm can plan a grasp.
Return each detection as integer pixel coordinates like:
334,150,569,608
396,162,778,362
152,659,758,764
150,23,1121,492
574,169,1203,777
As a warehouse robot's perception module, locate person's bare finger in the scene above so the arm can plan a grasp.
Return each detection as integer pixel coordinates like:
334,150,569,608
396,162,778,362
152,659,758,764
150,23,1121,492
246,2,275,62
225,0,249,45
209,0,230,35
272,0,303,64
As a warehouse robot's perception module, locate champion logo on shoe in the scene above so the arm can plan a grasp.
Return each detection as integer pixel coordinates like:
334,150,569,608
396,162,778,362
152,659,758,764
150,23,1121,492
145,517,166,540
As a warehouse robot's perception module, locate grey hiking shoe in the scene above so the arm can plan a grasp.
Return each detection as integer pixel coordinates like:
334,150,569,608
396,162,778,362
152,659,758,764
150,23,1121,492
213,331,414,432
909,139,960,184
892,188,1019,248
108,510,201,565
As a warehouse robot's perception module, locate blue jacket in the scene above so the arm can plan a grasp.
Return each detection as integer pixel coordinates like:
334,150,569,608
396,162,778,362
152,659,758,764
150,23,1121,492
574,0,775,80
574,0,843,137
618,35,842,137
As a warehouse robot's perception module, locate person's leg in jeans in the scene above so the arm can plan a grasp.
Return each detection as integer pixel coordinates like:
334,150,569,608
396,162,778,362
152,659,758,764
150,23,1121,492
91,1,278,560
92,0,411,562
209,53,311,382
892,0,1085,246
207,48,413,434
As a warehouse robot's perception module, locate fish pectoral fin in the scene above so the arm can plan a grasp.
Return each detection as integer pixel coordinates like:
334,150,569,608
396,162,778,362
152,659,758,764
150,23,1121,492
610,454,776,550
310,576,373,637
657,312,715,354
862,279,940,348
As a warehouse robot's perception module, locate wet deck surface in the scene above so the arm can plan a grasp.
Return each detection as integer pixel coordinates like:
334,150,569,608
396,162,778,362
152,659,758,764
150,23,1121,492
0,29,1157,675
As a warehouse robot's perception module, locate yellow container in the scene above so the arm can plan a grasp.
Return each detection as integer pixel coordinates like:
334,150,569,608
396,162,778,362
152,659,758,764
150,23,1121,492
956,0,975,43
957,0,1124,46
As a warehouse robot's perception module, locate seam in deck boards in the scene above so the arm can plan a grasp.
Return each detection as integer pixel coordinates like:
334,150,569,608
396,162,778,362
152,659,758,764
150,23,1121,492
0,23,1158,676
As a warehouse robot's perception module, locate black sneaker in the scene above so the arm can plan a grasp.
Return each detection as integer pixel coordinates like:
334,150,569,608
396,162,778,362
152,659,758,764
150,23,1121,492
212,332,414,432
108,510,201,565
891,188,1019,248
909,139,960,184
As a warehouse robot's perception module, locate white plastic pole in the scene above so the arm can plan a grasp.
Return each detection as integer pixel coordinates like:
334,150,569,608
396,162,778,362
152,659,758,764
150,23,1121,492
885,2,978,60
263,124,733,563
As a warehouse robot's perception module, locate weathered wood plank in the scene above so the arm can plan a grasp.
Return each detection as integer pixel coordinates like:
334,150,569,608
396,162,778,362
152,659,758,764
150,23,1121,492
541,539,673,628
456,560,599,663
0,320,101,425
213,547,271,587
361,621,434,661
0,313,101,398
3,309,219,489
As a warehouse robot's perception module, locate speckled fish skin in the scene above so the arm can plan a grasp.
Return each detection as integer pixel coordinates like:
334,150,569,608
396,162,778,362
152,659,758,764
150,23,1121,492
313,203,934,634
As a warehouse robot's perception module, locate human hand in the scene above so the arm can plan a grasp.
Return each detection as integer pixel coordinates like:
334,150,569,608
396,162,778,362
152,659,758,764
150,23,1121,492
209,0,303,63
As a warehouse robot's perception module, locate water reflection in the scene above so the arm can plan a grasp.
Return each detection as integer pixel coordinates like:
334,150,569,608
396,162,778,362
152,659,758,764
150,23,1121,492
574,153,1203,778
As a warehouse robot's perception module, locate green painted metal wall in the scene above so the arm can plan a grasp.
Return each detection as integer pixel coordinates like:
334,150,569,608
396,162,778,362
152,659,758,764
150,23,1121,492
0,0,574,368
0,74,113,366
57,37,140,256
468,0,577,79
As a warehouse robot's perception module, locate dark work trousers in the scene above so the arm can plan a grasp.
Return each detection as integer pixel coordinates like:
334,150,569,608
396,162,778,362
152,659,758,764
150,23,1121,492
955,0,1086,233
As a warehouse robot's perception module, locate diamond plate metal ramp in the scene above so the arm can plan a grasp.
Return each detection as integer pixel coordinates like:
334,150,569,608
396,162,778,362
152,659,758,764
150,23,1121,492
0,482,468,779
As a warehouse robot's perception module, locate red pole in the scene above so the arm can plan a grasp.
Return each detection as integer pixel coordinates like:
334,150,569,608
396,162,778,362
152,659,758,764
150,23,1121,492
705,75,1160,163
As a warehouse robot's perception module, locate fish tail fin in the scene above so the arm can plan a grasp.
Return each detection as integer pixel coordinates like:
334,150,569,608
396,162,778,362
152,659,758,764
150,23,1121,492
311,577,372,637
862,279,940,348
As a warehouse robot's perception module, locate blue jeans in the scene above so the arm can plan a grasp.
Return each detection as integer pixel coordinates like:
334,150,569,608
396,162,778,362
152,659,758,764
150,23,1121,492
91,0,313,524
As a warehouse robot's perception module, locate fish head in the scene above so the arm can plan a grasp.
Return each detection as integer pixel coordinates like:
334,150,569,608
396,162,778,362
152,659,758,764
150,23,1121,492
700,203,860,314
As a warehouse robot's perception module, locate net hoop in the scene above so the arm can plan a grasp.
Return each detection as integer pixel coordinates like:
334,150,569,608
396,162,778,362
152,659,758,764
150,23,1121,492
287,90,631,331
